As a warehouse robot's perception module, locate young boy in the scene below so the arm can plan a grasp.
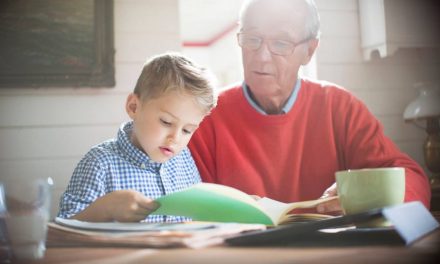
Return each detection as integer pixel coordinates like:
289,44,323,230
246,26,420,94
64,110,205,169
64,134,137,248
58,53,216,223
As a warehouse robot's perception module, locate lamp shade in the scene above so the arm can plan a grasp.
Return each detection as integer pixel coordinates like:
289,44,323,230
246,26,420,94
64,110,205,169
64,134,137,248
403,83,440,121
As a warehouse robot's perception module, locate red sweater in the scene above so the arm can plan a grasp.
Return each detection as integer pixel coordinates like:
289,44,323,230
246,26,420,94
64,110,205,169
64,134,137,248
189,79,431,208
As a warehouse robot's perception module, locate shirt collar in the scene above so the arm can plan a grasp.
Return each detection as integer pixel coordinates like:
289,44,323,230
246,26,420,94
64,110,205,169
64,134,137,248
242,79,301,115
117,121,162,172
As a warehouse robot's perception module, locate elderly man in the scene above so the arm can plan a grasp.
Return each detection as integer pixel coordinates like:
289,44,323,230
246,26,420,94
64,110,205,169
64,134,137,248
188,0,430,212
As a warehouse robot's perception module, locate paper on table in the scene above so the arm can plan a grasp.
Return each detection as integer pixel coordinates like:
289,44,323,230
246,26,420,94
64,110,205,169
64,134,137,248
54,217,216,232
48,219,266,249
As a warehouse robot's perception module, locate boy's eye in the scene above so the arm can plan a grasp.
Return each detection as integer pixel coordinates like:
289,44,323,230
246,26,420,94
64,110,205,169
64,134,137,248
160,119,171,126
182,129,193,135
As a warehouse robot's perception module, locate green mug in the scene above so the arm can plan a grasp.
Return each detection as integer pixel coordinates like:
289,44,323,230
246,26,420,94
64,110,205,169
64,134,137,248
335,167,405,227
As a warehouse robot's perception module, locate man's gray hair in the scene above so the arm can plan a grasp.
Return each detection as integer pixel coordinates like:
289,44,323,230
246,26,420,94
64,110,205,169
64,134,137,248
239,0,321,39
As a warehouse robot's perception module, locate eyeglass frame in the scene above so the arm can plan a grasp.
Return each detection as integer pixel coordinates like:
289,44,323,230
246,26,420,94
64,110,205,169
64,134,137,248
237,32,314,56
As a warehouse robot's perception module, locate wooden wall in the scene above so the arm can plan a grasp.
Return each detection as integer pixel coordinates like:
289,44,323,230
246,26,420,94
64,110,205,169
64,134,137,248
0,0,181,217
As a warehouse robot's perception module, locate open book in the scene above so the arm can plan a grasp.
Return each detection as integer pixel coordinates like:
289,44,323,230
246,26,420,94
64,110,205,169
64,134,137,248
153,183,336,226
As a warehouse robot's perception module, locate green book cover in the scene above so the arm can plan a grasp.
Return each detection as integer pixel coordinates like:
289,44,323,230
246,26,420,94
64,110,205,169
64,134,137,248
153,183,335,226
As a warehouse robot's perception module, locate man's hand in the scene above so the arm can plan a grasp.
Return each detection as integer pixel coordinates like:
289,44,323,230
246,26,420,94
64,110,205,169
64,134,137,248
71,190,159,222
316,183,343,214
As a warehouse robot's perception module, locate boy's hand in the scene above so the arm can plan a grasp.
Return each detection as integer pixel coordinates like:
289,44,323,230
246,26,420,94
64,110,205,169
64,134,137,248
71,190,159,222
101,190,160,222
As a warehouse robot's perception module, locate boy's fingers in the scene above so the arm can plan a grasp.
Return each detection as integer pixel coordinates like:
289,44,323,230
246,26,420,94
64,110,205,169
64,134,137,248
137,197,160,211
134,208,153,217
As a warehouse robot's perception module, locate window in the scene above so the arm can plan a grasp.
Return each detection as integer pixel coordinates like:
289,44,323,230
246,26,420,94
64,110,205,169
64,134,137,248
0,0,114,88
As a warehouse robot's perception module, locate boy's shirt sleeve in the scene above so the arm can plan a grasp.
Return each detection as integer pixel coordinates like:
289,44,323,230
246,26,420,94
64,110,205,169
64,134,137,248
57,152,107,218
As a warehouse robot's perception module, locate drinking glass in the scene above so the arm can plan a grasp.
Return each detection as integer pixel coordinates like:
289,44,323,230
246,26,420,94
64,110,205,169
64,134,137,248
0,177,53,260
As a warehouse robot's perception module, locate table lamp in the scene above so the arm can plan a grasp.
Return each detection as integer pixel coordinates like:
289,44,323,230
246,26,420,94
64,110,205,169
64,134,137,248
403,83,440,185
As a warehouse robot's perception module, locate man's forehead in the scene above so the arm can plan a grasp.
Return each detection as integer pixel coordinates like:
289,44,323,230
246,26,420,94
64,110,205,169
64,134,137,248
241,0,307,33
242,26,296,39
241,15,305,37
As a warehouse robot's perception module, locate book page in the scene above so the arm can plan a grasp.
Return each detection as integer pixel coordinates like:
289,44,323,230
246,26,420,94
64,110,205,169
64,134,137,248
280,213,334,225
257,196,338,225
153,183,274,225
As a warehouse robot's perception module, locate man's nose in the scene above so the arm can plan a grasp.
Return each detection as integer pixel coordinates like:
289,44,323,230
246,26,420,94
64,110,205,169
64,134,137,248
255,41,272,61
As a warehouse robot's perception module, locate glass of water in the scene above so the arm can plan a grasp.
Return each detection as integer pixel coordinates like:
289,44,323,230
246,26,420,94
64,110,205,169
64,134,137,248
0,177,53,260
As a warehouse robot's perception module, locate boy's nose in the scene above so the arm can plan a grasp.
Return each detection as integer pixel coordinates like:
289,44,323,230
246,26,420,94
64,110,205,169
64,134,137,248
167,136,175,144
167,132,180,144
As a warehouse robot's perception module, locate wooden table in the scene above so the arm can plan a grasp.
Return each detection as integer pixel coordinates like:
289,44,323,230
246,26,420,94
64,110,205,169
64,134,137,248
12,235,440,264
11,213,440,264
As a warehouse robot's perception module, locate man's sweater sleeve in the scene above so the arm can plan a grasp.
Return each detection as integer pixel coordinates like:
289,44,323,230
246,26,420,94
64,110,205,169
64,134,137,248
189,114,217,183
338,94,431,208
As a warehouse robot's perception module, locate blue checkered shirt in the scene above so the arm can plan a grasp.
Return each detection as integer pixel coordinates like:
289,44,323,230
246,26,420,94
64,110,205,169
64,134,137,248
58,121,201,222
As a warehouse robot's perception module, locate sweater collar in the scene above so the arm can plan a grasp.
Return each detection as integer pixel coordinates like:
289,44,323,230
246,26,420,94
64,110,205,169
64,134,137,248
242,79,301,115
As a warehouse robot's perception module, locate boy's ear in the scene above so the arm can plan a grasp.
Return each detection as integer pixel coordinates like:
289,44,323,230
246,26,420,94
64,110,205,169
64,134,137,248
126,93,140,118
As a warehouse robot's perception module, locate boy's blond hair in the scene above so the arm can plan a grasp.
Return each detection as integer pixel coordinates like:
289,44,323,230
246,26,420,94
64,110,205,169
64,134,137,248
134,52,216,112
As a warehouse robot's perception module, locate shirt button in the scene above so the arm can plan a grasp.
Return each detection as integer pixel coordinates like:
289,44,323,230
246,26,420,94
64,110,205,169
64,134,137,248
140,163,146,169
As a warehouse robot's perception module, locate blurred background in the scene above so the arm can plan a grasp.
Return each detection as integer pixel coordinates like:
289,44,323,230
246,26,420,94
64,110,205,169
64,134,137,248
0,0,439,217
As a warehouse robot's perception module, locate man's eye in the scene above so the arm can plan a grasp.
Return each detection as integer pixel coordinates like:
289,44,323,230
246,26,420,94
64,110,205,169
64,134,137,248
273,40,291,49
246,36,260,44
160,119,171,126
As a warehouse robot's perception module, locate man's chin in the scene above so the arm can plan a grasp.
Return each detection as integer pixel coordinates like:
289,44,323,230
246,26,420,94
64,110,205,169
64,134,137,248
248,83,280,97
247,77,277,88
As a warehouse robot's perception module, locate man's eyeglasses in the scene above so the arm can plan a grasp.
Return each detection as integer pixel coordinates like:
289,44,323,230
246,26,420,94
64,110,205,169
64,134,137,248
237,33,312,56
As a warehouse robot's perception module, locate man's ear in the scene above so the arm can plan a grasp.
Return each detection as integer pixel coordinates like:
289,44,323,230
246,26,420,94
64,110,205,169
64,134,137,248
126,93,140,118
302,38,319,65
